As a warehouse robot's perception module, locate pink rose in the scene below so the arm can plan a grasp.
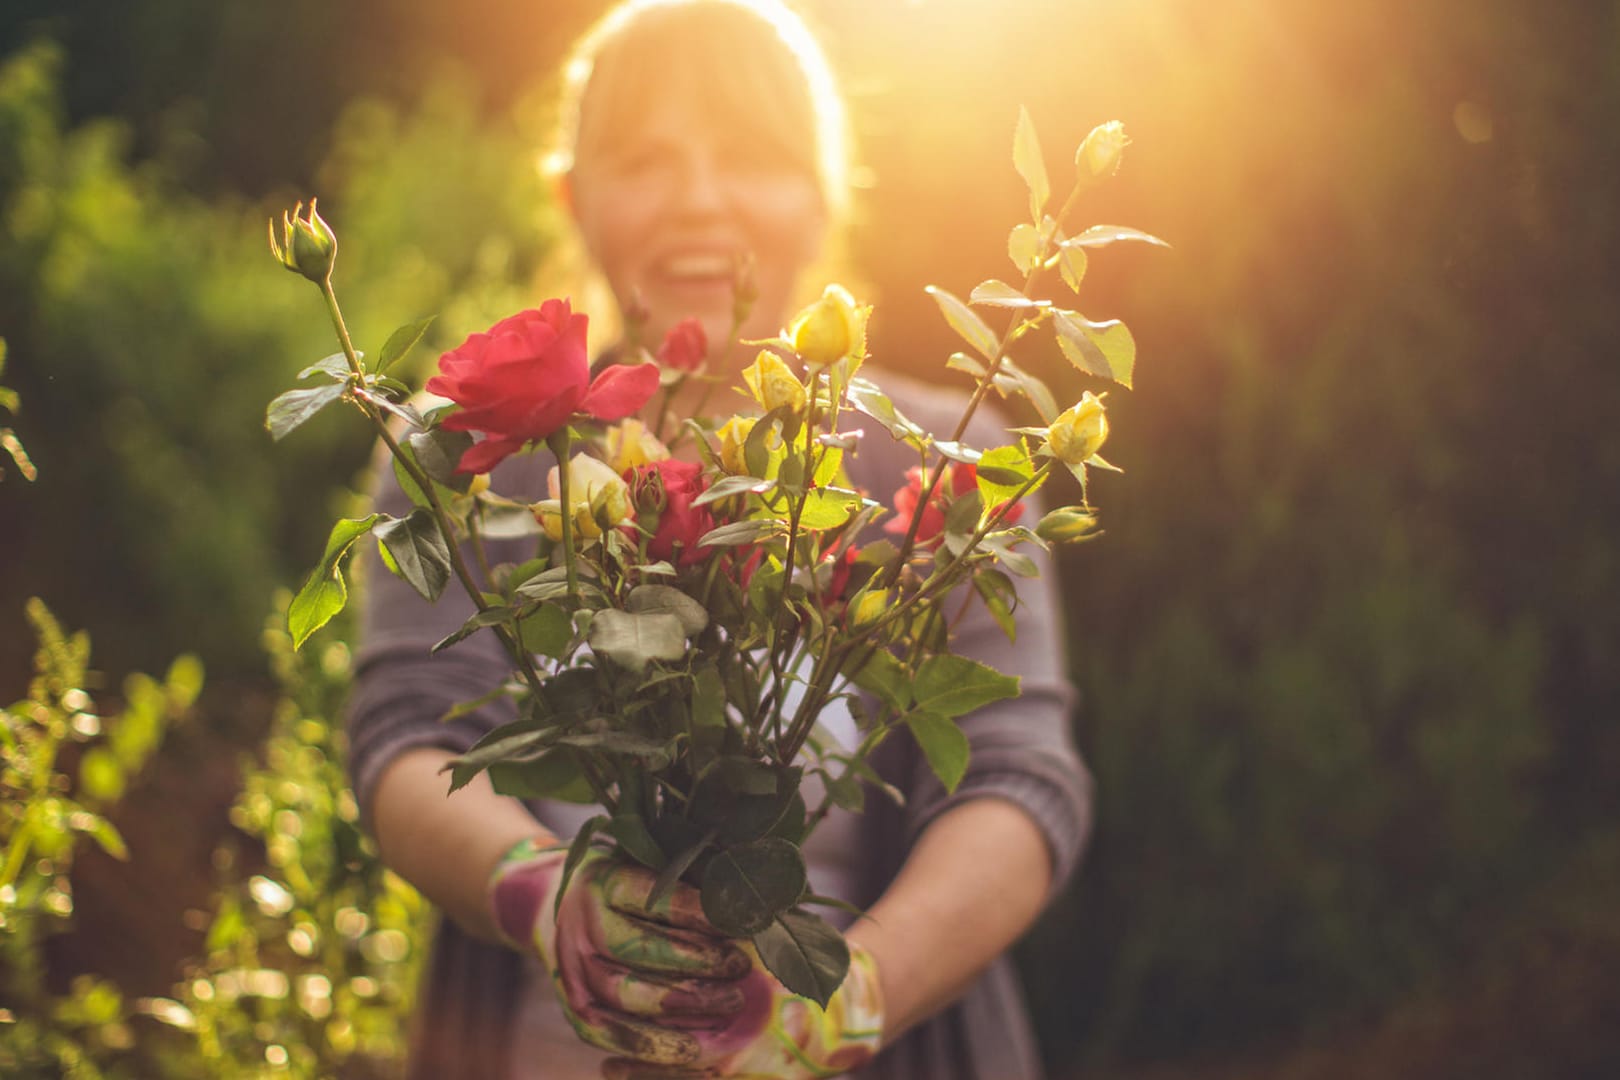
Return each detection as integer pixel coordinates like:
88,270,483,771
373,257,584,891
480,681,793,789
656,317,708,372
426,299,659,474
628,458,714,567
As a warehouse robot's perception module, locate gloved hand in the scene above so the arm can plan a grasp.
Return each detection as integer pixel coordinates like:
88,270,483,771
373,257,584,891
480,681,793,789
488,839,753,1066
602,937,885,1079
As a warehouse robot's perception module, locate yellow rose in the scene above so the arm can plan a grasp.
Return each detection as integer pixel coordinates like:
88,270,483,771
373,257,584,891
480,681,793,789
535,454,632,542
742,351,806,414
788,284,869,370
717,416,757,475
1076,121,1128,179
1047,391,1109,465
602,418,669,475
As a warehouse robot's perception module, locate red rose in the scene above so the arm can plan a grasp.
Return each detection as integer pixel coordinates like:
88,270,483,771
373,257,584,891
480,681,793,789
821,545,861,605
883,463,1022,546
426,299,659,474
656,317,707,372
628,458,714,567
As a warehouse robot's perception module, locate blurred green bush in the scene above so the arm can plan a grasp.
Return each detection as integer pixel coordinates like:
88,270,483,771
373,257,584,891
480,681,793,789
0,40,561,682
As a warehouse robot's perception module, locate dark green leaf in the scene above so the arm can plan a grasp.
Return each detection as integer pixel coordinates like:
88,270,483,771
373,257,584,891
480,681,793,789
375,508,452,602
906,710,971,793
718,755,778,795
752,909,849,1008
407,428,475,490
289,515,379,648
432,606,518,653
850,649,911,713
973,568,1019,643
648,826,718,907
700,838,807,936
488,751,595,803
587,609,688,673
690,666,727,745
377,315,437,374
914,655,1020,719
557,818,610,919
518,603,573,657
445,726,555,792
553,730,672,762
266,383,345,442
608,812,668,871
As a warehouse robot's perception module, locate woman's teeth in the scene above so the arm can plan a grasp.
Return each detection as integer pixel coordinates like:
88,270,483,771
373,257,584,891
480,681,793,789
661,253,733,280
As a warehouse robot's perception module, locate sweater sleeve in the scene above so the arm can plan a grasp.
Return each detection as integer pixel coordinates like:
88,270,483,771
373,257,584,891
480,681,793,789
344,441,544,828
858,373,1094,898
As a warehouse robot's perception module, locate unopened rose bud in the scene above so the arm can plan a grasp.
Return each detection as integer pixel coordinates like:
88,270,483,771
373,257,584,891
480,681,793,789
717,416,758,475
1075,121,1129,180
742,351,806,414
1047,391,1109,465
849,589,889,630
1035,506,1101,543
789,284,869,370
268,199,337,284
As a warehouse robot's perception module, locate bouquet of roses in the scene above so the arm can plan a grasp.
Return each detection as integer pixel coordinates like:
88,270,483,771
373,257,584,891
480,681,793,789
265,114,1161,1007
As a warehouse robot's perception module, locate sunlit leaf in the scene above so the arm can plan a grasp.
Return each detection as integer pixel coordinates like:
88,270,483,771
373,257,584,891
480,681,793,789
289,515,379,648
1008,223,1042,275
847,378,927,448
1012,105,1050,222
377,315,436,374
1057,245,1088,293
1063,224,1170,249
971,279,1047,310
925,285,1000,362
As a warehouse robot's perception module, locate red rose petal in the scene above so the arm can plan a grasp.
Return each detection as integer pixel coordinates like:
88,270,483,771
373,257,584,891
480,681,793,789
579,362,660,421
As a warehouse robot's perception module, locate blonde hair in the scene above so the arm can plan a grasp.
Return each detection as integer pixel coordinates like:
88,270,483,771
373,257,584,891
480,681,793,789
547,0,851,220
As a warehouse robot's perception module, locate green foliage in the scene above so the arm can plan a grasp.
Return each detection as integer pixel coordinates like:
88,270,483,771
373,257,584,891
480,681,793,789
0,600,199,1078
150,604,427,1078
0,40,559,678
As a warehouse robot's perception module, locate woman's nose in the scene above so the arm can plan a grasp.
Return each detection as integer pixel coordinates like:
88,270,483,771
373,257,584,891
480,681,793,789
670,150,730,218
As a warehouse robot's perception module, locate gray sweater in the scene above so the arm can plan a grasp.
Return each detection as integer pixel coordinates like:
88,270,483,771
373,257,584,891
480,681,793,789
347,371,1093,1079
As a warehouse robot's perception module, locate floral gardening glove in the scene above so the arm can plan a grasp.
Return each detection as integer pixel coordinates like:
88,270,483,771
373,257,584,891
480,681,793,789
601,939,885,1079
489,839,754,1065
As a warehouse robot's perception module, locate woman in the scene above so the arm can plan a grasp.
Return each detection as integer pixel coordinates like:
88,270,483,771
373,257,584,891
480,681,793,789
346,1,1092,1076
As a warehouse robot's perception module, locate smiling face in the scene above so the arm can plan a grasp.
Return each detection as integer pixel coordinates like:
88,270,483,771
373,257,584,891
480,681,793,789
560,1,841,360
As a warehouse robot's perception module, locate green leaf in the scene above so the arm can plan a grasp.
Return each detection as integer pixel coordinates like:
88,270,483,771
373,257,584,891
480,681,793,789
289,515,380,648
79,748,125,803
557,818,610,919
206,895,246,954
1063,224,1171,249
753,909,850,1008
970,279,1047,310
407,428,475,490
608,812,668,871
718,756,779,795
377,315,437,374
626,585,709,636
648,827,718,908
999,358,1059,424
981,531,1040,577
375,508,452,602
700,838,807,936
445,726,555,792
973,568,1019,643
692,474,774,507
914,654,1021,718
518,603,573,657
1008,223,1042,275
698,519,786,547
906,710,971,793
1057,244,1088,293
1082,318,1137,389
847,377,928,448
587,609,688,673
266,383,344,442
84,816,128,861
488,751,594,803
690,666,727,745
850,649,911,713
432,606,518,653
1012,105,1050,222
297,352,354,381
925,285,1000,362
1052,310,1112,381
795,487,860,530
933,440,982,465
976,444,1039,508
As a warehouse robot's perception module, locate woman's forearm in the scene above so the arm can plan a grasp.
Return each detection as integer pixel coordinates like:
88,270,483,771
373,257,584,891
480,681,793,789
368,746,557,944
846,796,1053,1041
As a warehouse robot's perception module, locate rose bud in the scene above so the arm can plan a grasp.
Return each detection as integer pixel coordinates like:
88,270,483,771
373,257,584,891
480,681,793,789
716,416,758,476
535,454,632,542
741,351,806,415
628,458,714,567
268,199,337,284
788,284,869,370
1046,391,1109,466
1076,121,1129,180
1035,506,1101,544
656,317,708,373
